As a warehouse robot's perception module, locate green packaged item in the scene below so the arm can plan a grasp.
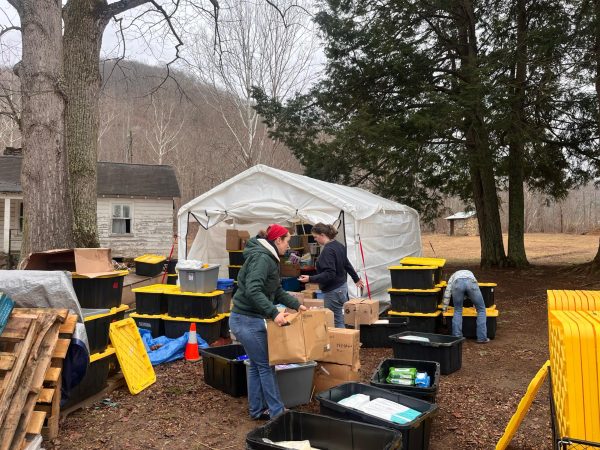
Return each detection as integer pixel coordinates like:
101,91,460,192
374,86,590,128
386,376,414,386
387,367,417,379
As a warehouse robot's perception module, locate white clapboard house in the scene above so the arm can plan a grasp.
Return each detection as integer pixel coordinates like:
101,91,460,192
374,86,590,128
0,155,180,258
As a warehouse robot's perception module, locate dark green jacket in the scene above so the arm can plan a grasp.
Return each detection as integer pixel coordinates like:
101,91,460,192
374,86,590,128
232,237,301,319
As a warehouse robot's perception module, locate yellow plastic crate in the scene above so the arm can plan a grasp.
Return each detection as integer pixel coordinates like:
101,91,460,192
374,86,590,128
548,310,600,442
399,256,446,267
131,283,178,294
442,306,498,317
548,290,600,311
109,318,156,395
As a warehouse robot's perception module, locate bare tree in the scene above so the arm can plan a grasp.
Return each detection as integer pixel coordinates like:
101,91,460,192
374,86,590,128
144,95,184,164
186,0,318,172
4,0,74,257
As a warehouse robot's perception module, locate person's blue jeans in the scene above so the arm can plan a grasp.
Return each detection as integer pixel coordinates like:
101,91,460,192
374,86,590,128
323,283,349,328
228,312,285,418
451,278,488,341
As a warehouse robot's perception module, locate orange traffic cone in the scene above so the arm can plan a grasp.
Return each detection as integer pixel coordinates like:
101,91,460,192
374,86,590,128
184,323,201,362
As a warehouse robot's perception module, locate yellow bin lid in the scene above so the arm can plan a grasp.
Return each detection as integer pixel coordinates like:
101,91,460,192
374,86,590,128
132,284,177,294
400,257,446,268
387,310,441,317
130,312,162,319
388,265,437,271
442,306,498,317
162,313,225,323
109,318,156,395
134,254,166,264
228,265,242,269
167,287,224,297
72,269,129,279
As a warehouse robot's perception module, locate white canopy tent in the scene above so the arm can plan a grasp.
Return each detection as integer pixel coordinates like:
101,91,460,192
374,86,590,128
177,165,422,300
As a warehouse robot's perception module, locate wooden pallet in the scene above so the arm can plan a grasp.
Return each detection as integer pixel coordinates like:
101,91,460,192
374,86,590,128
0,308,73,450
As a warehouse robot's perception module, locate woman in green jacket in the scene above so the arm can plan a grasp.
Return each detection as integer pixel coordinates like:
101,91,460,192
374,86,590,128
229,224,306,420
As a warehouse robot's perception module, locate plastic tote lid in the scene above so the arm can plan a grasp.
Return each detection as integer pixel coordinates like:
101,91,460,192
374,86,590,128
134,254,167,264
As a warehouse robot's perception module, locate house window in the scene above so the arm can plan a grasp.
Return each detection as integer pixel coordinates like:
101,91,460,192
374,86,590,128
111,203,132,234
19,202,24,232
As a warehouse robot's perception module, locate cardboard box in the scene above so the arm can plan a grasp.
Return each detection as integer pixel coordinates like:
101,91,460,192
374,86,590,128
24,248,116,278
305,283,320,290
226,229,250,251
301,289,316,299
303,298,324,309
321,328,360,368
344,298,379,326
287,291,304,302
267,309,330,365
280,263,301,277
313,362,360,394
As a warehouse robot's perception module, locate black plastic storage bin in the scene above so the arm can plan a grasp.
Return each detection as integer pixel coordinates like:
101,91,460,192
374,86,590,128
228,265,241,280
166,290,221,319
200,344,247,397
350,317,409,348
228,250,245,266
443,307,498,339
386,311,441,334
390,332,465,375
450,282,496,308
71,270,127,309
134,254,167,277
83,304,129,354
62,347,115,408
399,257,446,285
317,382,437,450
220,313,230,338
132,284,173,315
130,313,164,338
389,288,440,313
296,224,313,235
167,274,178,285
370,359,441,402
389,266,436,290
163,315,222,344
246,411,403,450
218,288,233,314
166,259,178,274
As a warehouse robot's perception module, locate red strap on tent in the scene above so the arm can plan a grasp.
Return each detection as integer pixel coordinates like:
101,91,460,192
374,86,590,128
358,234,371,299
161,234,178,284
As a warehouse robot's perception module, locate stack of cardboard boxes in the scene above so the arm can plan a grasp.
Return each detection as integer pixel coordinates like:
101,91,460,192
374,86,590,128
313,327,362,393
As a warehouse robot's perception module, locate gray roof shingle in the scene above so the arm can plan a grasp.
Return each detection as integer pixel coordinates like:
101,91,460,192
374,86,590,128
0,156,180,198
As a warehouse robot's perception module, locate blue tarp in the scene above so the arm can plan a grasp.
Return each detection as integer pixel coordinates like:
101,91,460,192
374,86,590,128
138,329,209,366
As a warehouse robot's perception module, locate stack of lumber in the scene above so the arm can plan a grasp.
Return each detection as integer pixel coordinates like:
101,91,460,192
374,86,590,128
0,308,76,449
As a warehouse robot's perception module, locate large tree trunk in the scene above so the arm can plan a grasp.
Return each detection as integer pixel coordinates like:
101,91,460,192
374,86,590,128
17,0,74,257
63,0,108,248
456,0,507,267
507,0,529,267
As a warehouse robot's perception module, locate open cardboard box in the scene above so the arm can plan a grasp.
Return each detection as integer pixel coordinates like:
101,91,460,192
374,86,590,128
24,248,118,278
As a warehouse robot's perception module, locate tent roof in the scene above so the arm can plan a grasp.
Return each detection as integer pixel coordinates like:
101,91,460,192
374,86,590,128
178,164,417,222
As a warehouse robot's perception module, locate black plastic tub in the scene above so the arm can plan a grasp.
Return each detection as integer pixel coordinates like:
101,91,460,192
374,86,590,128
163,315,222,344
389,266,436,290
62,347,115,408
389,289,440,313
444,309,498,339
386,312,440,334
166,274,178,285
390,332,464,375
349,317,409,348
199,344,247,397
316,382,437,450
133,285,170,315
166,291,220,319
71,271,127,309
370,359,441,402
134,255,166,277
450,283,496,308
166,259,178,274
295,224,313,235
218,288,233,314
246,411,403,450
130,313,164,338
83,305,128,354
220,313,230,338
228,265,241,280
228,251,245,266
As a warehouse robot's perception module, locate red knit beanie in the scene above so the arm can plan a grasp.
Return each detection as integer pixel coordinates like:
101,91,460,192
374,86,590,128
266,224,289,241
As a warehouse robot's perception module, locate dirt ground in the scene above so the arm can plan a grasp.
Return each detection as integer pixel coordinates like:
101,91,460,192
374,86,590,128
48,233,600,450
